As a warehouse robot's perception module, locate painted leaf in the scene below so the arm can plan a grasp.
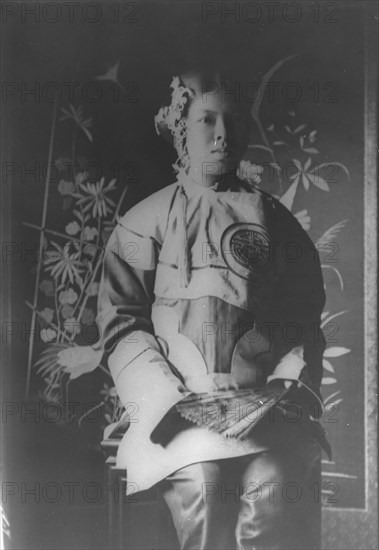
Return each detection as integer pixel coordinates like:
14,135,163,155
307,173,330,191
302,172,310,191
293,124,306,134
324,347,351,358
279,179,300,210
251,55,295,120
309,130,317,143
248,144,274,153
321,265,344,292
73,210,84,222
324,390,341,404
321,310,347,329
325,398,343,410
269,162,281,172
304,157,312,171
57,346,102,380
322,377,337,385
313,162,350,181
316,220,349,248
322,359,335,373
34,344,71,378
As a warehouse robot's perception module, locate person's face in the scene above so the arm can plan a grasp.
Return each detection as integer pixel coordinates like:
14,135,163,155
185,91,250,184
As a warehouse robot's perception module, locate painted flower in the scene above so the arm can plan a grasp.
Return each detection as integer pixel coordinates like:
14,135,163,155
44,242,85,285
290,158,330,192
61,304,75,320
75,171,88,187
39,307,54,325
65,221,81,236
82,226,98,241
83,244,97,258
57,345,102,380
100,383,118,401
238,161,264,185
40,328,57,343
95,61,123,89
58,180,76,196
86,282,99,297
55,157,72,170
73,177,117,218
294,209,311,231
39,279,54,297
59,288,78,305
81,307,95,325
299,134,319,155
63,318,81,334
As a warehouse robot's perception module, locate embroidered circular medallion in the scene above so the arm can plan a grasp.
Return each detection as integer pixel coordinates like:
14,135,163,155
221,223,271,280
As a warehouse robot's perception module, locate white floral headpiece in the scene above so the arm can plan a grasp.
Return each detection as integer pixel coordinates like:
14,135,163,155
154,76,195,173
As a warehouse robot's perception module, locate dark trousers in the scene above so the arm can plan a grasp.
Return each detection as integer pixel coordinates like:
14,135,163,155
158,438,321,550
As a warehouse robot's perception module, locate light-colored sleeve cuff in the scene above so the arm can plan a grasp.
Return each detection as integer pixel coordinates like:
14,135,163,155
108,330,186,434
266,346,306,384
267,346,324,412
108,330,163,382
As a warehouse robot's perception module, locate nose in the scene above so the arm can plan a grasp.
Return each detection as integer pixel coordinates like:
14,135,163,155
214,116,228,144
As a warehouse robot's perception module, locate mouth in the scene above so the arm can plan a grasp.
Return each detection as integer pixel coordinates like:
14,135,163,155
212,148,234,157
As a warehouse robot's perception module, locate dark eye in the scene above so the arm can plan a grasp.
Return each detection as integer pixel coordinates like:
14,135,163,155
199,116,214,125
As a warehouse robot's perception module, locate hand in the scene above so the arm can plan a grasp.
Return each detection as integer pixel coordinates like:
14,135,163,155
185,373,240,393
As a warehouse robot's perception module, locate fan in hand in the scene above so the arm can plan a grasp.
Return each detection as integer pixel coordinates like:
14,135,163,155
175,383,293,440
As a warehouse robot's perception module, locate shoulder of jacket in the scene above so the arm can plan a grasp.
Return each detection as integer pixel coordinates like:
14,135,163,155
244,182,317,244
246,183,296,219
240,181,283,210
117,183,179,243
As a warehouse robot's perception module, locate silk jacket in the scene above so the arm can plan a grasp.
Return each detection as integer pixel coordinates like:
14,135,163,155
96,173,326,493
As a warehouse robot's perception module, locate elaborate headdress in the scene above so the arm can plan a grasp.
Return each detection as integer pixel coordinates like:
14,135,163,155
154,76,195,173
154,70,240,173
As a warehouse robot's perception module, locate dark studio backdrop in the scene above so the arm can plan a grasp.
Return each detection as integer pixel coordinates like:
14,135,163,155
1,1,377,549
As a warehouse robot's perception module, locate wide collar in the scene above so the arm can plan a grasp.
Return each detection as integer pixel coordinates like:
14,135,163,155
177,170,247,198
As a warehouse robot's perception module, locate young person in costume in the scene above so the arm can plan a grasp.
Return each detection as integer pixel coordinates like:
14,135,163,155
96,69,328,550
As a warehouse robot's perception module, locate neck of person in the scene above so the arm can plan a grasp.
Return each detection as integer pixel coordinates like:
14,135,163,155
187,165,238,190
